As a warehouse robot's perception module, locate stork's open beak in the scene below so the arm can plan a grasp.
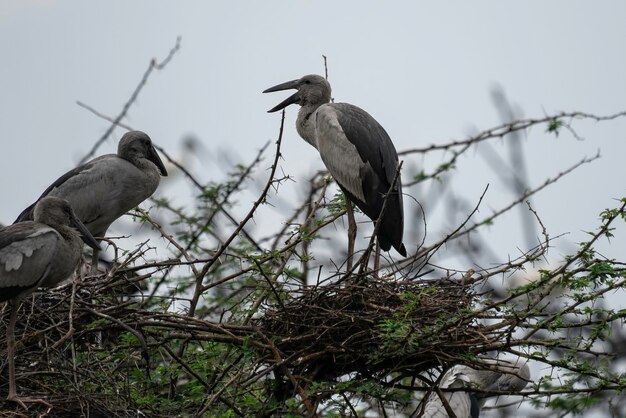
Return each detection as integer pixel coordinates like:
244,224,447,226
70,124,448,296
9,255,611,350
70,211,100,250
263,79,301,113
148,144,168,176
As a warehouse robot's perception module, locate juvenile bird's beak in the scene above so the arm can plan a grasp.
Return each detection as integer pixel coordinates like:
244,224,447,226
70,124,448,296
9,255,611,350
70,212,100,250
263,79,301,113
148,145,168,176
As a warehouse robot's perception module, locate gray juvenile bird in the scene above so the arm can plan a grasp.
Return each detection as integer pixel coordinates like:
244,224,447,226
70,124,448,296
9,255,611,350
1,196,99,407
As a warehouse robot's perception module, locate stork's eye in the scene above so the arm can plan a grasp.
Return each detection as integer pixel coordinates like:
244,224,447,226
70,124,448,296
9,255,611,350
304,80,311,84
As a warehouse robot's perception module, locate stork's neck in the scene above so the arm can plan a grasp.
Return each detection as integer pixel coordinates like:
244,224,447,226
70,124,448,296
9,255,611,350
41,224,83,287
50,224,81,246
296,103,322,150
134,156,158,172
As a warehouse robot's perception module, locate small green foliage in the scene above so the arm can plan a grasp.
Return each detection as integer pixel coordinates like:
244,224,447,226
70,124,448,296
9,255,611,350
482,218,494,226
436,161,456,173
413,170,428,182
399,288,437,319
296,222,319,242
546,118,563,136
327,192,346,215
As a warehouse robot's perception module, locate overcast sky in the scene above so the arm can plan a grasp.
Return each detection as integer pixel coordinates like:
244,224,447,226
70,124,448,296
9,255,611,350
2,1,625,260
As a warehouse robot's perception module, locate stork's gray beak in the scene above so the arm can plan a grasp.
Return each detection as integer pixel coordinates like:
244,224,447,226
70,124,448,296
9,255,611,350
263,79,300,93
263,79,301,113
70,211,100,250
148,144,168,176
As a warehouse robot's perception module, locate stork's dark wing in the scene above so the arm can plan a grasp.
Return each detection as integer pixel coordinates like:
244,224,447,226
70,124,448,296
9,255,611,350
13,157,103,224
315,103,406,255
332,103,400,188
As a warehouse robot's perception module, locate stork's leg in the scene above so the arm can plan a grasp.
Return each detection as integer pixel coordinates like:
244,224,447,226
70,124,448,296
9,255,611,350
90,247,99,275
6,301,19,403
5,300,51,409
373,240,381,274
345,197,357,271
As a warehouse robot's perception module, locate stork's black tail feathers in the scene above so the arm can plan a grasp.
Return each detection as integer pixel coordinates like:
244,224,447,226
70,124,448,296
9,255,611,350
339,185,407,257
377,221,407,257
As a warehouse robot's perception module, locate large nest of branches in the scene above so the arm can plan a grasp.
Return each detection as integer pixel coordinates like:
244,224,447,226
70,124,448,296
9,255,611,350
0,276,148,418
260,275,488,382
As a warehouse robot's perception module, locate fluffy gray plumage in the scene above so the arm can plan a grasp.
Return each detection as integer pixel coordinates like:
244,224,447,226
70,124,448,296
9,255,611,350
1,197,99,405
14,131,167,238
1,196,99,301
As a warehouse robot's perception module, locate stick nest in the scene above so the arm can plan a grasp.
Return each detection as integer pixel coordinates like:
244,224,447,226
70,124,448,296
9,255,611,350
259,275,485,381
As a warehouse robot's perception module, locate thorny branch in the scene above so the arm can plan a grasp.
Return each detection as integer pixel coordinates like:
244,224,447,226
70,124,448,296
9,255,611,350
77,36,181,165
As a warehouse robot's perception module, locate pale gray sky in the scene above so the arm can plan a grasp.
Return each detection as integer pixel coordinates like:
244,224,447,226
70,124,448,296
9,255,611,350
1,1,625,260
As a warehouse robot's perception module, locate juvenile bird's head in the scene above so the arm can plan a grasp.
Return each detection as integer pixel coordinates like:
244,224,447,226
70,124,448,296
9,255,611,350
33,196,73,226
33,197,100,250
118,131,168,176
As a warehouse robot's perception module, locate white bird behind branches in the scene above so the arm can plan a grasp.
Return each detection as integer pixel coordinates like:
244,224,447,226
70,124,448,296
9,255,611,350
418,357,530,418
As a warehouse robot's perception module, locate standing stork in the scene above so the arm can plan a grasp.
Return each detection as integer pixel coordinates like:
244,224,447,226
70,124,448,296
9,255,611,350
263,74,406,271
1,196,99,407
418,358,530,418
14,131,168,269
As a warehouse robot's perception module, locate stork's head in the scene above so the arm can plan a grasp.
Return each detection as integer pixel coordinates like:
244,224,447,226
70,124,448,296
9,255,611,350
118,131,168,176
33,197,100,250
263,74,331,112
